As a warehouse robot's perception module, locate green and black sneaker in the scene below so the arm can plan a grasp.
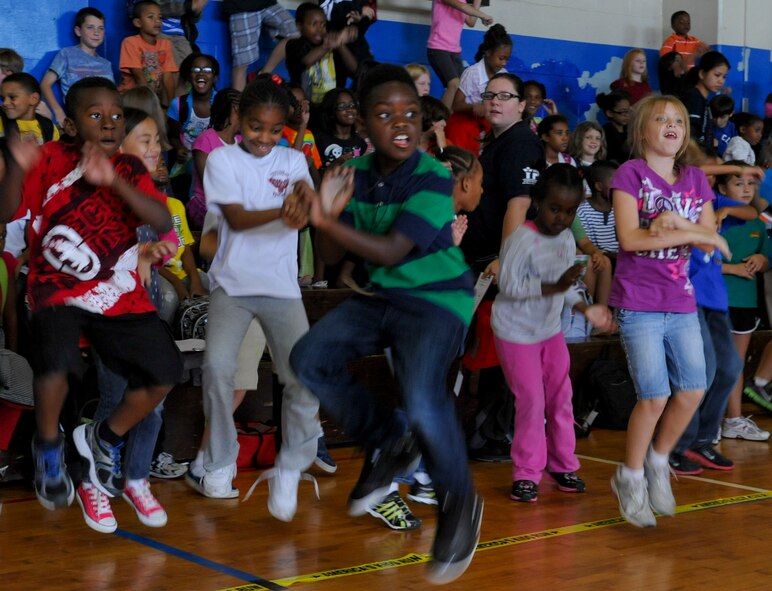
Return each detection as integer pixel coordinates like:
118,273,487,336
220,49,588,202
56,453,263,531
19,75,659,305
366,491,422,530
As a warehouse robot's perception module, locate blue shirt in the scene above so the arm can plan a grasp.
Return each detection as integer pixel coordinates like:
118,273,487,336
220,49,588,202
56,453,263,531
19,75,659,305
48,46,114,99
715,121,736,158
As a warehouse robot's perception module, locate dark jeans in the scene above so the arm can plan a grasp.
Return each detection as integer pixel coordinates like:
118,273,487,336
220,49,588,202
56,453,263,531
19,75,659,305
675,306,743,453
290,295,473,500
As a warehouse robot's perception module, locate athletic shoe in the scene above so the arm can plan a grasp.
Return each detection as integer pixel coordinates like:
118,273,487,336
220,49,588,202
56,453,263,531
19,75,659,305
407,481,438,505
32,435,75,510
314,436,337,474
185,465,239,499
243,467,319,522
549,471,586,493
668,453,704,475
149,452,188,479
366,491,422,530
743,381,772,412
721,416,771,441
348,434,421,517
510,480,538,503
202,463,239,499
73,422,125,498
123,479,168,527
684,445,734,471
644,449,675,517
611,466,656,528
76,481,117,534
426,491,483,585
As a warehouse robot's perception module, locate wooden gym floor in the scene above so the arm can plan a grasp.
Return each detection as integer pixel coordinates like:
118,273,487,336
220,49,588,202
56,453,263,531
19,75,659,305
3,408,772,591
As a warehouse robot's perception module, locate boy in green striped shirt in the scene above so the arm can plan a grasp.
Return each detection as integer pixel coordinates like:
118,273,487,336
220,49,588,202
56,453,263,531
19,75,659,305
291,64,482,585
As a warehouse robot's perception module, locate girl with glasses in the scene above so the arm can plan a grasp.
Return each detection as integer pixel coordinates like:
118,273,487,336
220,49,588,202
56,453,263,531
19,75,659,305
596,89,632,163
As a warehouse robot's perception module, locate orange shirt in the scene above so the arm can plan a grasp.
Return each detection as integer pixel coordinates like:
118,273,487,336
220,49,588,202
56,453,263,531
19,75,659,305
660,33,705,59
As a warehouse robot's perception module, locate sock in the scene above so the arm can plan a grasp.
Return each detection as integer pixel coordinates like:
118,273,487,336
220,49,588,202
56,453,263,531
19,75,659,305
413,470,431,486
98,422,123,447
127,478,145,489
620,465,644,480
192,450,204,472
754,377,769,388
388,481,399,494
647,446,670,468
724,416,740,424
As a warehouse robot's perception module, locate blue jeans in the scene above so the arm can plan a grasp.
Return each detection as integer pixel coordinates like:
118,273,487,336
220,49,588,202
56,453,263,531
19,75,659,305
92,354,162,481
675,307,743,453
290,295,473,500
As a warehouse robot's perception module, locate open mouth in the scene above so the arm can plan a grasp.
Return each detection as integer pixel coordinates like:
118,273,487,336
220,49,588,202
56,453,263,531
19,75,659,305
664,131,678,140
392,134,410,149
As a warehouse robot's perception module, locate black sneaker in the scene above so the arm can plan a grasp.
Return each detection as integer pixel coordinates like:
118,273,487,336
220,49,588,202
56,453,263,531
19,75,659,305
366,491,422,530
470,441,512,463
73,422,125,498
32,435,75,510
407,481,438,505
549,471,586,493
743,381,772,412
684,445,734,471
510,480,538,503
348,434,420,517
426,491,483,585
668,452,704,475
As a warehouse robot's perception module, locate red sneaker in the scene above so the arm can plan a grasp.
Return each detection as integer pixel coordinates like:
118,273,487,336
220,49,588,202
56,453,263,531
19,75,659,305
76,481,117,534
122,479,168,527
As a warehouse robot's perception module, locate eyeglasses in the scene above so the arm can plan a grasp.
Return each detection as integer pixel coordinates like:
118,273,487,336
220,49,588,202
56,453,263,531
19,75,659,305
191,66,214,74
481,91,520,102
335,102,357,111
611,108,631,115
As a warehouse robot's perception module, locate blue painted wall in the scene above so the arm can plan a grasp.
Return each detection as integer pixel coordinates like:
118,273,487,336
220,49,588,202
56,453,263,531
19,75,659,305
2,0,769,124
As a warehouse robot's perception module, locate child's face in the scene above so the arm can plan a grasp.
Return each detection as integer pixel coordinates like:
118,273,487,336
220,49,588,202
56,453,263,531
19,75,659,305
361,81,420,172
240,104,285,158
456,164,484,213
670,54,687,77
742,121,764,146
122,117,161,174
595,174,614,200
71,88,125,157
542,122,570,154
485,45,512,74
134,4,163,38
0,82,39,120
299,10,327,45
535,186,581,236
631,53,647,76
189,56,217,96
714,114,731,128
720,172,757,204
414,73,431,97
699,65,728,94
334,92,357,127
644,102,686,159
606,99,631,127
75,15,105,51
523,84,544,117
581,128,602,158
673,13,691,36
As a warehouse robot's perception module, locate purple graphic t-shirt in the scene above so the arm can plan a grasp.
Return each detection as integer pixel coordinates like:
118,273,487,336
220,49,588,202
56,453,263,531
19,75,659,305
609,159,712,313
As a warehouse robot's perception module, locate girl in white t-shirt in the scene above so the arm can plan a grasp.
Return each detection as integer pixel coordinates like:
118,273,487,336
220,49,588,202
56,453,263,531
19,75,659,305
197,80,321,522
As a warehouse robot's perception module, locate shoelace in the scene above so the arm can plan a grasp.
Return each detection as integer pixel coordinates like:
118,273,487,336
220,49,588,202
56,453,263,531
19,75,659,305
42,447,62,479
84,484,112,517
242,468,320,503
155,452,173,469
108,442,125,476
128,481,161,511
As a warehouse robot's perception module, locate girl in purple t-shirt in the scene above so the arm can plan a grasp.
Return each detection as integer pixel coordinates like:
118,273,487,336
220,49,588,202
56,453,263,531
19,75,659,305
609,95,730,529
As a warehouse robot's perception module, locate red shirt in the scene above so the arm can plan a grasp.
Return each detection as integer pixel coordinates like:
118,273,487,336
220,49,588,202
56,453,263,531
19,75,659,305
610,79,653,105
19,142,166,316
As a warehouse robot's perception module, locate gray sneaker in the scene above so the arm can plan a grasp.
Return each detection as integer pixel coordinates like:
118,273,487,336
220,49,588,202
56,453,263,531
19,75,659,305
73,422,125,498
611,466,656,528
644,449,675,517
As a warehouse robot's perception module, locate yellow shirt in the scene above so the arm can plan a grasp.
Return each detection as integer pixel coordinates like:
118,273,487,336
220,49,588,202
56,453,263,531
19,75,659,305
164,197,195,280
0,117,60,144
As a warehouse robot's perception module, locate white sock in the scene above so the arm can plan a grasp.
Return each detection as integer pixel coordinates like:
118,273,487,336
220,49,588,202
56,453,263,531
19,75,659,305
754,377,769,388
127,478,145,489
620,465,644,480
724,416,740,424
388,481,399,494
647,446,669,467
413,470,431,485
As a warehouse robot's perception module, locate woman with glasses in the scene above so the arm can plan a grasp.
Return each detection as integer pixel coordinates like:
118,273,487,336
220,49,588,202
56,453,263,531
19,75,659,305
596,89,632,163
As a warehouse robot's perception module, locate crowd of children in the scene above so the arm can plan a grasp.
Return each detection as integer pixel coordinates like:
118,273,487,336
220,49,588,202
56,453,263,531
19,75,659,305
4,1,772,585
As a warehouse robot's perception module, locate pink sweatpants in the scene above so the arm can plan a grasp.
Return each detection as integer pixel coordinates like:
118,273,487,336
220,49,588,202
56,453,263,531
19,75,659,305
494,332,580,483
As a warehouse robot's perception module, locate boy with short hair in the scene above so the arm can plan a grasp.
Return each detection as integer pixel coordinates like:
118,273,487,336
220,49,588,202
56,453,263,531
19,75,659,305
118,0,178,108
41,8,115,127
0,76,183,511
659,10,710,68
0,73,60,144
291,64,482,585
710,94,735,158
285,3,358,105
724,112,764,165
0,48,24,84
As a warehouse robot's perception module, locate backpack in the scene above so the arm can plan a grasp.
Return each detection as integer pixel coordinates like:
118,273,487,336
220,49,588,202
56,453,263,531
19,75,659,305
580,358,637,430
175,296,209,340
236,422,277,469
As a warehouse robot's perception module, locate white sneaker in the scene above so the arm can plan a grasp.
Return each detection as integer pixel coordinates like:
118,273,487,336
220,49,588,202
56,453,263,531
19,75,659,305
201,463,239,499
243,467,319,522
644,449,675,517
122,479,168,527
721,416,771,441
611,467,656,528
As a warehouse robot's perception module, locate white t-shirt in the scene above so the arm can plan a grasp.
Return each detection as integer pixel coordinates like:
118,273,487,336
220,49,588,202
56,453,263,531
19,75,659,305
204,143,312,299
458,60,507,105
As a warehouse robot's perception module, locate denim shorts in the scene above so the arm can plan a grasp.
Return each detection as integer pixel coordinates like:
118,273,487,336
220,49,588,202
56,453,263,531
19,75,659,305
616,309,706,400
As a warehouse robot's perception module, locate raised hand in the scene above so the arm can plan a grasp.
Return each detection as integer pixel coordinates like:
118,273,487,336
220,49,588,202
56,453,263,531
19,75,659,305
452,214,468,246
319,166,354,217
80,141,116,187
7,135,42,173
